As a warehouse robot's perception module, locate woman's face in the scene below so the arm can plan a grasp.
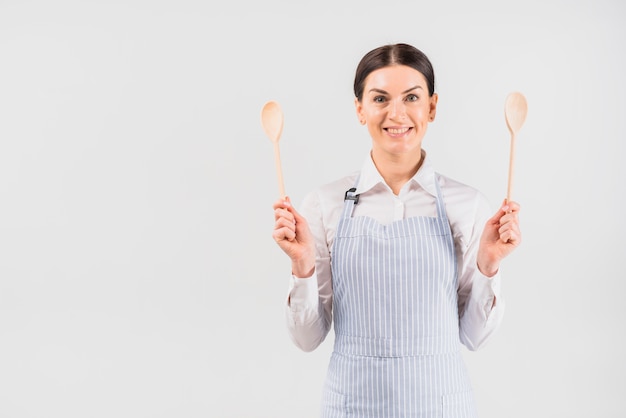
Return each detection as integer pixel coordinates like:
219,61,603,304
355,65,438,159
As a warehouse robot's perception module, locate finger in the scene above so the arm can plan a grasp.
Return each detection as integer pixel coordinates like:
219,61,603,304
487,200,508,225
273,225,296,243
505,200,521,213
282,199,311,235
502,230,521,245
274,207,295,223
498,213,519,229
272,197,290,211
499,222,521,244
503,200,521,216
274,216,297,232
283,197,307,223
273,196,303,222
498,216,520,235
495,199,521,225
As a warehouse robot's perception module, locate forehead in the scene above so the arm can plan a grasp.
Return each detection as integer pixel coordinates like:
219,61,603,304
364,65,428,91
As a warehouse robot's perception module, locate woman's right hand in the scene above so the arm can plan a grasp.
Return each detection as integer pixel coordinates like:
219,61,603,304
272,197,316,278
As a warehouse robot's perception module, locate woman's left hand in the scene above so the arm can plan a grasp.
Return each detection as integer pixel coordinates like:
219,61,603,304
477,200,521,277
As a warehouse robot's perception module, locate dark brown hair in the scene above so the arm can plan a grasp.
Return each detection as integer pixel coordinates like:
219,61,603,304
353,43,435,101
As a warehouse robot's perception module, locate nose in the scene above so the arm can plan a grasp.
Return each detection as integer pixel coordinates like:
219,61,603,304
389,99,407,120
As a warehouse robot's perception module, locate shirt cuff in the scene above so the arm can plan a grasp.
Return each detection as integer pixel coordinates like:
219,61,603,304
471,271,502,319
287,272,319,313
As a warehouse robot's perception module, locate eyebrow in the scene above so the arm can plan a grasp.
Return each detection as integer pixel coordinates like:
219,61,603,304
369,85,423,95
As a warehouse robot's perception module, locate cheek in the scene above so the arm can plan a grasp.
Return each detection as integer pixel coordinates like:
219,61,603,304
413,105,431,121
365,106,384,118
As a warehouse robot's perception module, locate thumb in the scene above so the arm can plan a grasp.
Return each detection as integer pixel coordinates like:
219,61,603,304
284,196,306,223
487,199,509,225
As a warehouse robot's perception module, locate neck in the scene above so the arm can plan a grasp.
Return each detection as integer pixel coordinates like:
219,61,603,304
371,149,424,195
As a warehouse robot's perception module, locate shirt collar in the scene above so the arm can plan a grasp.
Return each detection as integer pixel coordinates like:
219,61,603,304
356,149,438,197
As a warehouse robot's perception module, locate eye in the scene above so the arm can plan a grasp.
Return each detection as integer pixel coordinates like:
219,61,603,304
405,94,419,102
373,95,387,103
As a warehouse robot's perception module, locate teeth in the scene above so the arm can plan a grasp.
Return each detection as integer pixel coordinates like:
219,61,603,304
387,128,409,134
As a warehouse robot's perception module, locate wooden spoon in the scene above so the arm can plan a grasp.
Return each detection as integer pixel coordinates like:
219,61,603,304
261,100,286,199
504,92,528,202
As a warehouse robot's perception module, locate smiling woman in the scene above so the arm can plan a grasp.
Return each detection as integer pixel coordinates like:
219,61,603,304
355,64,437,193
271,43,522,418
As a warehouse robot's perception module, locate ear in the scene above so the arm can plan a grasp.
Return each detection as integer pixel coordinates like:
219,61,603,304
428,93,439,122
355,97,365,125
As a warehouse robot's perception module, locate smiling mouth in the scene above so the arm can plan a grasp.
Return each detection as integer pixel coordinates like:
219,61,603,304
385,127,412,135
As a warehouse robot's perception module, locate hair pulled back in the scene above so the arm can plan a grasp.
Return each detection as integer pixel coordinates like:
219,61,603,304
353,43,435,101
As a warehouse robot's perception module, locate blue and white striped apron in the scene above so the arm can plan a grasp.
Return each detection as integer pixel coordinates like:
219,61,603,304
322,178,478,417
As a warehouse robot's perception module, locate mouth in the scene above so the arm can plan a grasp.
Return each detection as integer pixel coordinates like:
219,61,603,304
384,127,413,136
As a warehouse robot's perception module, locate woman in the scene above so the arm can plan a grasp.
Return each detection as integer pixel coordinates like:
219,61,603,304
272,43,521,417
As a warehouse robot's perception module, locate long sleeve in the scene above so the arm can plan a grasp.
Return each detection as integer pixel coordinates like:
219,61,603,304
284,190,335,352
455,191,505,351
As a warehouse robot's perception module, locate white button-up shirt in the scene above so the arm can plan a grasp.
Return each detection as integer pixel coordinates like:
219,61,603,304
286,151,504,352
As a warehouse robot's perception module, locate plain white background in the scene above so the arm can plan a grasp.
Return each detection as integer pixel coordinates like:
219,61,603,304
0,0,624,416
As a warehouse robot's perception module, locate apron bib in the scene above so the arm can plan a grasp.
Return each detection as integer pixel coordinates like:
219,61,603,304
322,177,478,418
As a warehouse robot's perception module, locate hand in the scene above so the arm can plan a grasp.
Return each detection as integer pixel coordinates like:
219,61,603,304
477,200,521,277
272,197,316,278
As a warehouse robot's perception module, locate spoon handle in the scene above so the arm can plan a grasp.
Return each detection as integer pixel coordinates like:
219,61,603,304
506,133,516,203
274,142,286,199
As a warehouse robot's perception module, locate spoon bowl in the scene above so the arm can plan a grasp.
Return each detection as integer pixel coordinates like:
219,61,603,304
505,92,528,135
261,100,286,199
261,101,284,144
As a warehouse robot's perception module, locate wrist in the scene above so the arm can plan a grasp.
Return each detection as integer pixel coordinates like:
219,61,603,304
477,261,499,278
292,259,315,278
